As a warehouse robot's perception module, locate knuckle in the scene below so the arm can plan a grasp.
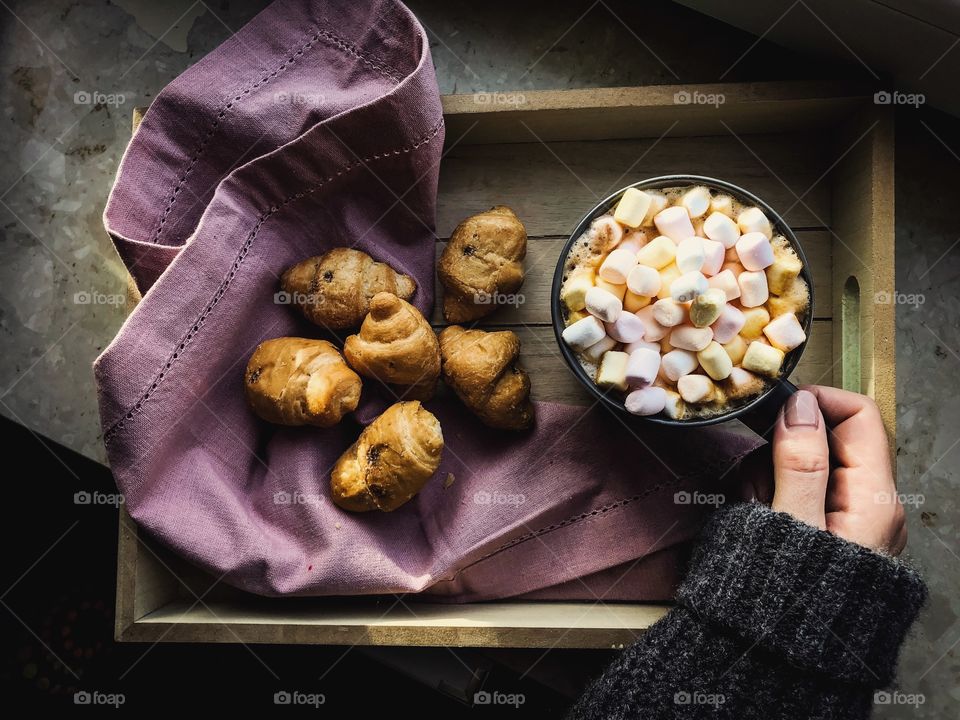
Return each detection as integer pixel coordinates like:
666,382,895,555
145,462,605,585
779,448,830,477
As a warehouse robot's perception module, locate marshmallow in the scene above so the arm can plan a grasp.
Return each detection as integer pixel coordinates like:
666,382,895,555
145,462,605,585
725,367,764,399
595,277,626,301
654,206,696,242
736,232,775,271
652,298,686,327
599,247,638,284
663,389,686,419
618,230,648,255
624,339,660,355
738,270,769,307
643,192,669,225
742,342,785,378
582,334,617,363
678,375,717,404
561,268,595,311
740,306,770,339
657,263,681,298
701,238,726,276
626,264,661,297
562,315,606,351
710,303,746,343
625,348,661,388
721,260,745,275
636,235,677,269
681,186,712,219
702,211,740,248
670,271,709,303
722,335,748,365
635,305,668,341
596,350,630,391
697,341,734,381
661,349,699,382
676,237,706,273
766,244,803,295
623,290,652,313
707,269,741,301
670,324,713,351
762,312,806,351
737,207,772,239
567,309,589,324
585,286,623,322
689,288,726,328
605,311,646,343
710,194,735,217
625,386,667,416
591,215,624,252
692,217,705,237
613,188,654,228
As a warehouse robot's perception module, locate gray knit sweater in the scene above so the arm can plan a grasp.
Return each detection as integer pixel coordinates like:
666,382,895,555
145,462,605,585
569,502,926,719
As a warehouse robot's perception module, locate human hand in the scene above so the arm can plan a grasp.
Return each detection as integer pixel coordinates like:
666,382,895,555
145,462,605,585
766,385,906,555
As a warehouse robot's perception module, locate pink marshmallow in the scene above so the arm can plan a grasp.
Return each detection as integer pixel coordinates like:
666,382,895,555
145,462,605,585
624,338,660,354
735,232,774,271
710,304,746,344
605,311,646,343
738,271,769,307
635,306,668,341
625,386,667,416
626,264,661,296
619,230,648,254
654,206,696,242
762,312,807,351
701,238,725,276
661,349,699,382
599,247,638,284
625,348,661,388
707,269,741,301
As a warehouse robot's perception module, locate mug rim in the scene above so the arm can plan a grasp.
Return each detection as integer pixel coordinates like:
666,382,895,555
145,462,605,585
550,174,814,428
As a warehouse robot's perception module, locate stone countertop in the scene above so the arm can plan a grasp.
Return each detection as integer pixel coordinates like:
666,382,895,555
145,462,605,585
1,0,956,716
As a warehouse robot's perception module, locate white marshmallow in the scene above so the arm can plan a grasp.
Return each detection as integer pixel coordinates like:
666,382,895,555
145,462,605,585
625,386,667,416
591,215,624,252
624,339,660,354
681,186,712,219
742,341,785,378
626,264,661,297
613,188,653,228
762,312,806,351
697,341,734,381
726,367,762,397
669,324,713,351
654,206,696,242
635,306,668,342
596,350,630,391
676,237,706,273
678,375,716,404
562,315,606,351
599,247,638,284
581,334,617,363
703,211,740,248
652,298,686,327
710,304,746,344
737,270,769,308
625,348,661,388
661,349,699,382
735,232,775,271
737,207,772,239
605,312,646,343
670,271,709,303
636,235,677,269
710,194,735,217
585,286,623,322
707,268,741,301
643,192,669,225
700,239,726,276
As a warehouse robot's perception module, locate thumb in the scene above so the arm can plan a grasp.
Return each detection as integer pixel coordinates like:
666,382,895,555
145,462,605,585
771,389,830,530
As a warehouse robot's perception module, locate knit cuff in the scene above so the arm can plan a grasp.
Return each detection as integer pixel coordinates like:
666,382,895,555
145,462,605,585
677,502,926,685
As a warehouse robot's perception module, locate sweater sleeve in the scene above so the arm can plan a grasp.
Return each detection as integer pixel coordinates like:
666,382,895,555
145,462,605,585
568,502,926,720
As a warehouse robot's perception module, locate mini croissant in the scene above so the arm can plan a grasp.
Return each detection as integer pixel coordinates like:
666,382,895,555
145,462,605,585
438,206,527,323
330,401,444,512
245,337,361,427
343,293,441,400
439,326,534,430
281,248,416,330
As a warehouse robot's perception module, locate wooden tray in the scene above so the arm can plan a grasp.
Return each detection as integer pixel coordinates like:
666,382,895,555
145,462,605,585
115,81,894,647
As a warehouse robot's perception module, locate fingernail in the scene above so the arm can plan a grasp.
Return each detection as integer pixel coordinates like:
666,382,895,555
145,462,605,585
784,390,819,428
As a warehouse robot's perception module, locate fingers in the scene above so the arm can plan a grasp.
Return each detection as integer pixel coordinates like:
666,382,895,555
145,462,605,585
771,389,831,530
799,385,890,473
